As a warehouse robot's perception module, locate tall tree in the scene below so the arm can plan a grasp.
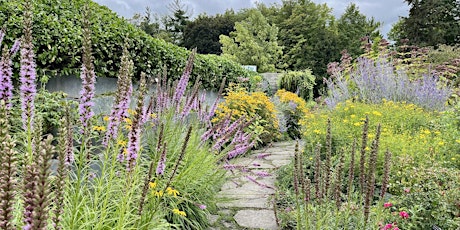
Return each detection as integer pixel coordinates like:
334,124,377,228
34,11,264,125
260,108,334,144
129,7,161,37
183,10,238,54
278,0,339,77
395,0,460,46
164,0,191,46
337,3,381,57
219,9,283,72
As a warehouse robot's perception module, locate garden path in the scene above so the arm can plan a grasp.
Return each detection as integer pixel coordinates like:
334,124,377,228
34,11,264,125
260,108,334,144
208,140,300,230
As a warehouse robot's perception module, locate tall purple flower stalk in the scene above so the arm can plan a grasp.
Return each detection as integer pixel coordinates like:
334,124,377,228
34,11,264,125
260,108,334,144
155,145,167,176
78,6,96,134
0,101,17,230
123,74,147,171
172,50,196,109
19,2,37,130
0,40,19,108
103,45,133,146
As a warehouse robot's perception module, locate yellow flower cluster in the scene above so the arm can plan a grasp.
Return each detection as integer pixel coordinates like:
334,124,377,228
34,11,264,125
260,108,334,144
301,100,457,165
93,126,106,132
213,85,280,144
275,89,309,115
172,208,186,217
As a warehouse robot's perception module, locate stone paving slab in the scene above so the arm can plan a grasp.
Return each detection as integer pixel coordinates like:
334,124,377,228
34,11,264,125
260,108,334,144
217,196,271,209
211,141,298,230
234,209,278,230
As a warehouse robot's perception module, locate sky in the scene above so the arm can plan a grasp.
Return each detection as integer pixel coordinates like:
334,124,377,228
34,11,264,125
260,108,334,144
93,0,410,37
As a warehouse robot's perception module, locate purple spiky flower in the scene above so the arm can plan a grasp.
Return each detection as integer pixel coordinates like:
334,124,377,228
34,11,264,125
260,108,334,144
19,7,37,130
155,146,167,176
103,45,133,146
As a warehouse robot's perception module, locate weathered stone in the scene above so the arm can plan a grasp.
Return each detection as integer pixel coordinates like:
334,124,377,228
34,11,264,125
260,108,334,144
234,209,278,229
217,196,271,209
231,158,275,169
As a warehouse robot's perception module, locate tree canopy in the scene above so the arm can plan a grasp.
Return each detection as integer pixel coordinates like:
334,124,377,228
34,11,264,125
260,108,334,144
219,9,283,73
390,0,460,46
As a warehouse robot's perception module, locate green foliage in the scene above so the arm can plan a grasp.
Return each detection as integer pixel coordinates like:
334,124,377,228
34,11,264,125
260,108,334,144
278,1,338,77
183,10,239,55
273,89,310,139
0,0,251,90
337,3,381,58
213,84,280,147
301,100,458,168
388,160,460,230
163,0,191,46
394,0,460,46
278,69,316,101
219,9,283,73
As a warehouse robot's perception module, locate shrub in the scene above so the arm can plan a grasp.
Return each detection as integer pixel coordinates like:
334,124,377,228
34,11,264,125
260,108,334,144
275,120,392,229
387,160,460,229
0,0,251,90
301,100,458,169
273,89,309,139
324,57,452,110
213,84,280,147
278,69,316,101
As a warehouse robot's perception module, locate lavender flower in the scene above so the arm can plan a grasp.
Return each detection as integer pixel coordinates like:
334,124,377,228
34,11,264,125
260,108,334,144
155,146,167,176
0,46,14,108
125,74,147,171
10,40,20,55
103,45,133,146
255,171,271,177
173,50,196,108
19,5,37,130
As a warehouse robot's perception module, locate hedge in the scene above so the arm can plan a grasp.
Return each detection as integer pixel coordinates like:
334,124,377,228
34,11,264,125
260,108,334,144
0,0,251,89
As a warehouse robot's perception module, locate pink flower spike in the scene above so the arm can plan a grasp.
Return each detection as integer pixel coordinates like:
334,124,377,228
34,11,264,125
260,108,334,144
393,227,400,230
198,204,206,210
399,211,410,219
384,202,393,208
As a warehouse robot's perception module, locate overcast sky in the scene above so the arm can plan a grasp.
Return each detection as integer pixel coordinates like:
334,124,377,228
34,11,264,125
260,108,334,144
93,0,410,37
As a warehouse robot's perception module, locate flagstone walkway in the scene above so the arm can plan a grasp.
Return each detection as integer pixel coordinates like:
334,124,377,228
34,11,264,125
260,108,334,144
208,140,300,230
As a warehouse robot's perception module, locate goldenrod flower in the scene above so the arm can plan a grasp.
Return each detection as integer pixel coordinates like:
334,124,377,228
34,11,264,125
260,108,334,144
172,208,186,217
117,140,127,147
149,181,156,189
166,187,180,197
152,190,163,197
124,118,132,124
127,109,136,115
103,116,109,121
372,111,382,116
93,126,106,132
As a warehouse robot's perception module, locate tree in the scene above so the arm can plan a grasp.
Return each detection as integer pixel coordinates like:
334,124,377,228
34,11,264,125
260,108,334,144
337,3,381,57
277,0,339,77
183,10,238,54
394,0,460,46
164,0,191,46
129,7,161,37
219,9,282,72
